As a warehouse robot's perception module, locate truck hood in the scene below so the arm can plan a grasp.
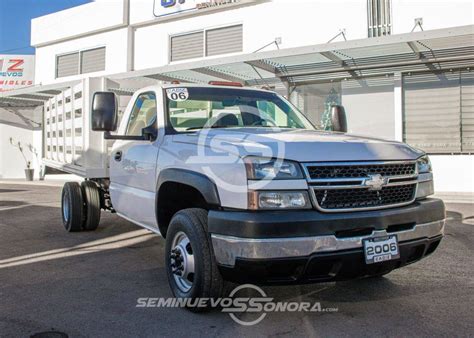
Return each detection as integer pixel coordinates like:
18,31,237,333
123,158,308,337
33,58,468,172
172,128,423,162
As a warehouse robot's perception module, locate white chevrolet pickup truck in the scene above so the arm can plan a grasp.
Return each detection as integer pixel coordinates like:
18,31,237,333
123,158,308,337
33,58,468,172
60,82,445,305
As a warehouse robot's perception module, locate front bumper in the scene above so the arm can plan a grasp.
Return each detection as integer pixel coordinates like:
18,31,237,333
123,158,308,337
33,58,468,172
217,235,443,284
209,198,445,283
212,219,444,267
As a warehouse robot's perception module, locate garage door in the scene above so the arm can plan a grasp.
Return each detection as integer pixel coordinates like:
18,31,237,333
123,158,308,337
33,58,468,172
461,71,474,152
403,70,474,154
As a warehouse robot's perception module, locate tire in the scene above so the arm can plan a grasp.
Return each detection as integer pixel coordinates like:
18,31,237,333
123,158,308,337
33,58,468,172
61,182,84,232
81,181,101,231
165,208,225,312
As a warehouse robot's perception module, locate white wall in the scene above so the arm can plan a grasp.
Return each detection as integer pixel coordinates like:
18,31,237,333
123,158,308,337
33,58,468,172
342,78,396,140
0,125,42,179
132,0,474,35
34,28,129,84
392,0,473,34
131,0,474,70
31,0,126,47
431,155,474,193
32,0,474,81
133,0,368,69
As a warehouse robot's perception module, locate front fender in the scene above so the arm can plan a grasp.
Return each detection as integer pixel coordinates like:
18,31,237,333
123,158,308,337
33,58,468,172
156,168,221,207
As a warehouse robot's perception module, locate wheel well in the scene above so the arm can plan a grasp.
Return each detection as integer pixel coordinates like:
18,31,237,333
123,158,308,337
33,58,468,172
157,182,210,237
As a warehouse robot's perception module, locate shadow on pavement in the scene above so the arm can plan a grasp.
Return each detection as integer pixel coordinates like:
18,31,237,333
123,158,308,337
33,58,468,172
0,188,28,193
0,200,28,207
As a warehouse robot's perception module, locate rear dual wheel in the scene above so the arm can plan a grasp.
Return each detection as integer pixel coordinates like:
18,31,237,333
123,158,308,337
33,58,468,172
81,181,101,231
61,181,101,232
61,182,83,232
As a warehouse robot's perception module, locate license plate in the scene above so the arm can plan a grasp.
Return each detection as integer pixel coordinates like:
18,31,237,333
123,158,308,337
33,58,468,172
363,235,400,264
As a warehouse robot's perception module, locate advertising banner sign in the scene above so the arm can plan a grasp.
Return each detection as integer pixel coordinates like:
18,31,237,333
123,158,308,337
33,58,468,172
153,0,254,18
0,55,35,92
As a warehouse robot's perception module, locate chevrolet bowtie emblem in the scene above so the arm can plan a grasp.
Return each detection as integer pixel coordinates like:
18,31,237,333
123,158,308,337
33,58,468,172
364,174,387,191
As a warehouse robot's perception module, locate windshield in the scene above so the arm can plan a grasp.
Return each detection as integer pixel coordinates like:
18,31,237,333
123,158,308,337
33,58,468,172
165,87,316,132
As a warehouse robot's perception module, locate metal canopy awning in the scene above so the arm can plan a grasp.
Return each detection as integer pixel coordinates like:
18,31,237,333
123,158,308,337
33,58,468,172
110,24,474,88
0,25,472,106
0,80,81,107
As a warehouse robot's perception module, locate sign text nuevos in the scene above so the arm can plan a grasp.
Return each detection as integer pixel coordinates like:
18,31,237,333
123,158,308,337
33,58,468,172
0,55,35,92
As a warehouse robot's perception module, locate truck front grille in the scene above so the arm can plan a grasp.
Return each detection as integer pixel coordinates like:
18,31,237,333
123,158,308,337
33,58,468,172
304,161,418,212
313,184,417,210
306,163,416,180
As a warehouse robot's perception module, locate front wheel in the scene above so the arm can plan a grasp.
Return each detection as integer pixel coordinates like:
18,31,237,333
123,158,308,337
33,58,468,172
165,208,225,312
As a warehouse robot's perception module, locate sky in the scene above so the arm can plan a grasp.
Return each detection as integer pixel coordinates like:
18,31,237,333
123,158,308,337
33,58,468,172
0,0,92,55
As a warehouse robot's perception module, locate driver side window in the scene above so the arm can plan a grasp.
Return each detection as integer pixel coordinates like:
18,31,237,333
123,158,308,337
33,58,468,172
126,92,157,136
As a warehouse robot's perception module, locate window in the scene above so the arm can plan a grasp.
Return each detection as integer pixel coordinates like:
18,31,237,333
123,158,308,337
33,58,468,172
367,0,392,37
74,108,82,118
56,53,79,78
206,25,243,57
166,87,314,132
56,47,106,78
170,24,243,62
171,32,204,62
80,47,106,74
126,93,157,136
290,82,343,129
403,70,474,154
75,146,83,156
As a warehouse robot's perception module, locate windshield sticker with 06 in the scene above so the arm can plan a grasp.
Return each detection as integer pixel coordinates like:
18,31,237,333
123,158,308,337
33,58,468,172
166,88,189,102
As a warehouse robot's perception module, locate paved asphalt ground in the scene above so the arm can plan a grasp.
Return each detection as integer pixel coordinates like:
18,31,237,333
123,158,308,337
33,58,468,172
0,183,473,337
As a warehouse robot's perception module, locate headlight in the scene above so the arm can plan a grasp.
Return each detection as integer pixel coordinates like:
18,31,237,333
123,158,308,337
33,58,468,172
248,191,311,210
416,181,434,199
245,157,303,180
416,155,434,199
417,155,432,173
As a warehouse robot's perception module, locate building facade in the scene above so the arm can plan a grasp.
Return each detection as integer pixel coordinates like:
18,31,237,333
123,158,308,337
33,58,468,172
0,54,40,179
1,0,473,194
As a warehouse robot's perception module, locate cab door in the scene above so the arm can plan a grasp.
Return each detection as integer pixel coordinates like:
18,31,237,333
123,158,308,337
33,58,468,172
109,91,160,227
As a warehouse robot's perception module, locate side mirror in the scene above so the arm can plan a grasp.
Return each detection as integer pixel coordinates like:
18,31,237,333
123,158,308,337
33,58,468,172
91,92,118,132
330,105,348,133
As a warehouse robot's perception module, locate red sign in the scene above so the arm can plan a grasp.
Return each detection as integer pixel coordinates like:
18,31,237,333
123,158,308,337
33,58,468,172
0,55,35,92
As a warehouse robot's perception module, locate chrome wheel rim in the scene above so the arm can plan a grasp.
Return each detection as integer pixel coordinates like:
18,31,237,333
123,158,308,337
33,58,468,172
170,231,195,293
